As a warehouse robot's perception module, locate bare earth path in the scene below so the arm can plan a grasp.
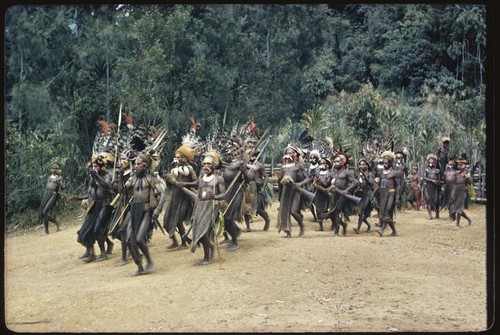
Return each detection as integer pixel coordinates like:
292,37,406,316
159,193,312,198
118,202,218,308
4,202,488,333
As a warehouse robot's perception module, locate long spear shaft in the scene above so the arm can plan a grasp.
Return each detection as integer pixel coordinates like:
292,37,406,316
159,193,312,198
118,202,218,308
212,181,222,267
112,103,123,183
108,195,133,235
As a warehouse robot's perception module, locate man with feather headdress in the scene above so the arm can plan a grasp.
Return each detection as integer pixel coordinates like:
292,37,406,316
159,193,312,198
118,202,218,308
219,133,248,251
110,152,134,266
374,151,400,237
189,152,226,265
423,153,442,220
353,158,375,234
120,152,167,275
163,144,198,250
310,157,333,231
242,149,271,232
276,145,309,238
320,151,358,236
70,153,115,262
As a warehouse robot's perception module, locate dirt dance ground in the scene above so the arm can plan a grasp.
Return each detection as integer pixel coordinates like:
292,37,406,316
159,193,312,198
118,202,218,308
4,200,491,333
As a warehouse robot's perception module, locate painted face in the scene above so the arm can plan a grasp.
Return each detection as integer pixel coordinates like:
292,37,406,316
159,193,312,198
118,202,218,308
318,159,327,170
92,163,100,172
428,159,436,167
175,154,185,166
333,157,344,169
135,158,146,172
202,161,214,174
282,155,294,164
359,161,368,171
119,154,129,169
383,158,392,169
51,166,60,175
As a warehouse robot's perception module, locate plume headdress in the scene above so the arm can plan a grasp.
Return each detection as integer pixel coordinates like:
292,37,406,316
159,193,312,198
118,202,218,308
92,112,167,174
91,120,117,171
206,126,246,166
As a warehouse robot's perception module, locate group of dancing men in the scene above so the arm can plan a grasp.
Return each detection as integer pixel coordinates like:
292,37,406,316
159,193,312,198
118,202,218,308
38,120,474,275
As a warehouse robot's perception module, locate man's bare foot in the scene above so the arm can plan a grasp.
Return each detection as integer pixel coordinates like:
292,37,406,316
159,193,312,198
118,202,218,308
95,254,108,262
453,225,461,230
376,229,383,237
115,259,129,266
209,245,215,261
227,243,240,252
298,227,305,237
353,228,360,234
84,254,96,263
106,241,114,254
167,241,179,249
142,262,154,274
198,259,210,265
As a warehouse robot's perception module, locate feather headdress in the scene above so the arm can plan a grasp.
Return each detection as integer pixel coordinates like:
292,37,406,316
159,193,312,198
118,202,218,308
206,126,246,165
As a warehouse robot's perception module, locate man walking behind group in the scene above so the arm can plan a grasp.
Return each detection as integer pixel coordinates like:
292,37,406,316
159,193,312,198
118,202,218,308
38,163,65,235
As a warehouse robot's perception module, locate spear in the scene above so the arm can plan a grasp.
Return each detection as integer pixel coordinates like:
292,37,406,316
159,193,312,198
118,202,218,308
108,195,133,234
112,103,123,183
212,177,222,267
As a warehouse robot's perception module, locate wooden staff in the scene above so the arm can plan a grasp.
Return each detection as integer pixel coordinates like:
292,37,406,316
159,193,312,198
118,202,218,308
112,103,123,184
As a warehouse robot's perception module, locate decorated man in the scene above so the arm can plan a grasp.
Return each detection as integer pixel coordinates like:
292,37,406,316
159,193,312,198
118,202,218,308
441,159,457,220
406,165,422,211
277,146,309,238
423,154,441,220
436,137,451,177
353,158,374,234
393,151,408,211
321,152,358,237
374,151,400,237
163,144,198,250
38,163,65,235
71,154,114,262
121,152,167,275
242,149,271,232
110,152,134,266
189,153,226,265
310,157,332,231
450,158,472,229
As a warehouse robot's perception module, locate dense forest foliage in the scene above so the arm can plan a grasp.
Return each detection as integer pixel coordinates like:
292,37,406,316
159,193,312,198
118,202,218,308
4,4,488,227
